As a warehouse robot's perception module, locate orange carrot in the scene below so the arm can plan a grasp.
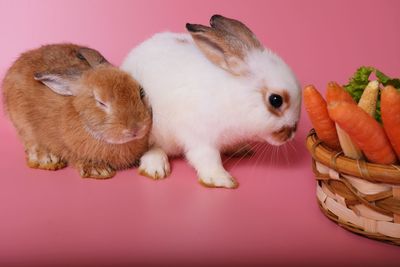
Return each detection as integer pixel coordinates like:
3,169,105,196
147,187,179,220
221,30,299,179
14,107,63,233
326,81,363,159
303,85,340,150
326,81,355,104
328,101,397,165
381,85,400,160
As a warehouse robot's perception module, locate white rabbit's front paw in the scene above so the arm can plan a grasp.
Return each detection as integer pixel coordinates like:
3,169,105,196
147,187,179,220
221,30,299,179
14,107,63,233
138,147,170,180
185,146,239,189
199,173,239,189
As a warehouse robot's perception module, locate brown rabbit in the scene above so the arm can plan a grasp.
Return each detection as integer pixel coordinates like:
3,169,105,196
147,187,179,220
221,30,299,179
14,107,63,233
2,44,151,179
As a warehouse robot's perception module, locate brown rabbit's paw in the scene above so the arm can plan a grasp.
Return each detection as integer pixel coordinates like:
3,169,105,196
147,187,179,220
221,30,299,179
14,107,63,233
26,148,66,170
79,164,116,179
198,176,239,189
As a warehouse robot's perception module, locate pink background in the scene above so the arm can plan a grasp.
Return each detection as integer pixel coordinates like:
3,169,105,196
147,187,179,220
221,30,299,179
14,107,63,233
1,0,400,266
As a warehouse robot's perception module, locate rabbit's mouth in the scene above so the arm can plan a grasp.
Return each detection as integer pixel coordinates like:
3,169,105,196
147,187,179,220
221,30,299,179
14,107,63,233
266,124,297,146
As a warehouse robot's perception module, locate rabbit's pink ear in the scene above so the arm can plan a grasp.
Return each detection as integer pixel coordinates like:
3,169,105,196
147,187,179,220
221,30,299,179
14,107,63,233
77,47,111,68
209,15,263,51
186,23,249,76
34,69,81,96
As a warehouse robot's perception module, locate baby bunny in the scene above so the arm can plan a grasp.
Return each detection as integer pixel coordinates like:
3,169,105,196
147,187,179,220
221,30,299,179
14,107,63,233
121,15,301,188
3,44,151,179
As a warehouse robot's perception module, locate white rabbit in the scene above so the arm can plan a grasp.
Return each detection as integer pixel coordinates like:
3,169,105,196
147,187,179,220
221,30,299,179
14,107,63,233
121,15,301,188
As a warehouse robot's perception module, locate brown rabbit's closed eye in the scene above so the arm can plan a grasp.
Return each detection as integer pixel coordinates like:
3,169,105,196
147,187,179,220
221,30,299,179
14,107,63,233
94,93,110,111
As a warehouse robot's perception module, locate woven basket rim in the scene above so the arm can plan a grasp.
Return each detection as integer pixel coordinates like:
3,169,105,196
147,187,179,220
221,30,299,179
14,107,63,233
306,129,400,185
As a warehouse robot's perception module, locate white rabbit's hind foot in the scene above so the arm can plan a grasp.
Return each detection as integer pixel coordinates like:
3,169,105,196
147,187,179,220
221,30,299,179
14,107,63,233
26,145,67,171
138,147,170,180
199,174,239,189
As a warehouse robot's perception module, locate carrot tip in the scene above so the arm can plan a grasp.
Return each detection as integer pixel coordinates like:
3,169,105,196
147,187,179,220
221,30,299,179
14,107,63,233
328,81,338,87
304,84,316,90
383,85,396,91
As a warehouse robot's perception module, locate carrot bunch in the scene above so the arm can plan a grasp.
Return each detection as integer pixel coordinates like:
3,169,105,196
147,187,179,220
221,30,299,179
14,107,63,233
303,77,400,165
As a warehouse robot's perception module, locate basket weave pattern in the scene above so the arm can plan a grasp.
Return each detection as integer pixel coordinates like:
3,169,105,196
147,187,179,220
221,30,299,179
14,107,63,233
306,129,400,245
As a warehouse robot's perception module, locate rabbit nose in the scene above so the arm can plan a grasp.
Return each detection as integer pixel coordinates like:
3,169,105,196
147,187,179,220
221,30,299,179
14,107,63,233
123,125,147,139
273,123,297,142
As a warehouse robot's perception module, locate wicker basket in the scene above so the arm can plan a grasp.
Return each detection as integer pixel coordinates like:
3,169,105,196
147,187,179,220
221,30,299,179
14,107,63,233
306,129,400,245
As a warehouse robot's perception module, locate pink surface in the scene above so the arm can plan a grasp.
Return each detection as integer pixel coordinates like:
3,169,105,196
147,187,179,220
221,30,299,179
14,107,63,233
1,0,400,266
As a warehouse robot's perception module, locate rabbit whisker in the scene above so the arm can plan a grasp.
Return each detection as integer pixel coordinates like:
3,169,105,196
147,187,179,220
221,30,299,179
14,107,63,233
222,142,255,165
226,142,261,172
250,142,268,175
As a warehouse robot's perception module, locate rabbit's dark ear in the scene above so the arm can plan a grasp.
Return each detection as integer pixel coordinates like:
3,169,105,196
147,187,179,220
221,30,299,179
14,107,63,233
34,68,81,96
209,15,263,51
186,23,248,76
77,47,111,68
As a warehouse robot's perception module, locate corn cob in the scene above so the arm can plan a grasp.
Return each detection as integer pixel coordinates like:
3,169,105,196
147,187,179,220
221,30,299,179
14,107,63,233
336,124,364,159
358,80,379,117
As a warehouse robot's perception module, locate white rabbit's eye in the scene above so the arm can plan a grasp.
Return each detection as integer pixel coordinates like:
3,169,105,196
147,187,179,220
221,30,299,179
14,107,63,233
139,86,145,99
269,94,283,109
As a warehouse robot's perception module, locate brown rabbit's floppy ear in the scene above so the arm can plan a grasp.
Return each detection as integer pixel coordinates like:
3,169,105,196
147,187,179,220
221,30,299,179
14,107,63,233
186,23,249,76
34,68,81,96
77,47,111,68
209,14,263,51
